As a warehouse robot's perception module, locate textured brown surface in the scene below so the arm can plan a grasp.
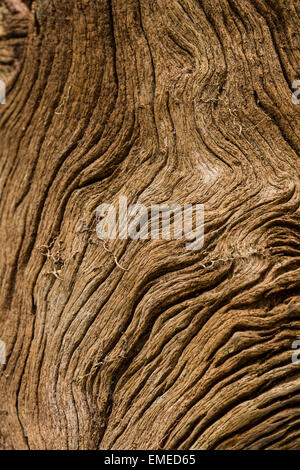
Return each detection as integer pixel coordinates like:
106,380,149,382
0,0,300,450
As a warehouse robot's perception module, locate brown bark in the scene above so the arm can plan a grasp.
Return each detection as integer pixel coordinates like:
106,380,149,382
0,0,300,450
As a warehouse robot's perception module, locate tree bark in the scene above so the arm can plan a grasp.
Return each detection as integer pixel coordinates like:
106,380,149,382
0,0,300,450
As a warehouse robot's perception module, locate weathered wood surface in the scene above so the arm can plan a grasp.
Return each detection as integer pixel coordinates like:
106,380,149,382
0,0,299,449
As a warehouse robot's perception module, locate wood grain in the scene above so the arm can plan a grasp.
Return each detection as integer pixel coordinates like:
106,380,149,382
0,0,299,449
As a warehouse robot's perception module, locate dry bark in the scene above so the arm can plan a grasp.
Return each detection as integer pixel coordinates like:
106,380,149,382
0,0,300,450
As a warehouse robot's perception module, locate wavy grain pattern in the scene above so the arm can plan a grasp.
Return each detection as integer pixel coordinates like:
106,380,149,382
0,0,299,450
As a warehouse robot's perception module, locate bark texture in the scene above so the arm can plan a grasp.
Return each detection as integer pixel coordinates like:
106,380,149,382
0,0,300,450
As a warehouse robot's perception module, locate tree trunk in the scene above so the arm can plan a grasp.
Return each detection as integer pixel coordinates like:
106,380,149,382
0,0,300,450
